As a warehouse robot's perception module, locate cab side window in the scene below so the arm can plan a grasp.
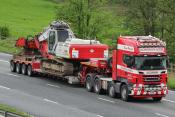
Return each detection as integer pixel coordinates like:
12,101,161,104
123,54,135,68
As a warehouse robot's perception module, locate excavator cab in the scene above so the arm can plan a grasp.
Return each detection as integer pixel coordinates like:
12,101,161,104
48,21,72,54
48,29,69,54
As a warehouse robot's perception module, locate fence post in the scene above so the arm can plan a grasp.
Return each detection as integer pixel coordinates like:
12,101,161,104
4,111,7,117
170,63,174,73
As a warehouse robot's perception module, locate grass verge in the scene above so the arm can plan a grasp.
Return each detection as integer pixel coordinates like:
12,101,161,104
0,38,21,54
0,104,31,117
0,0,56,37
168,72,175,89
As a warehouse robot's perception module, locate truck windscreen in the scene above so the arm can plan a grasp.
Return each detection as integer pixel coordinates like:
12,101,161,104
135,56,167,70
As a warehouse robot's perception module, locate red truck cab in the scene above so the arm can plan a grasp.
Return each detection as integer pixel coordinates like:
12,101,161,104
113,36,168,101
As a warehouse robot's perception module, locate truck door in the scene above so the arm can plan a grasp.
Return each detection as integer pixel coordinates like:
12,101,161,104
48,31,56,54
121,54,135,78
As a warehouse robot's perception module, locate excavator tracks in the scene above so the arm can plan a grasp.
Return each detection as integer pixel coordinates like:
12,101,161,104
41,58,74,76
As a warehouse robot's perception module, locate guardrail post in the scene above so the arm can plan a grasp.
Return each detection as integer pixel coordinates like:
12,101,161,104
4,111,7,117
170,63,173,73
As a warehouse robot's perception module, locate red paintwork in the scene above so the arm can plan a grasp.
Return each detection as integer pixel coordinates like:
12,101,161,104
16,37,37,49
15,37,26,47
69,44,108,59
112,50,117,81
32,62,40,70
117,36,167,55
16,36,53,59
81,59,107,68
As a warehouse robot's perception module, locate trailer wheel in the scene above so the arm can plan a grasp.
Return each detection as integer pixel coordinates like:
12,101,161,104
152,97,162,102
16,63,21,74
22,64,27,75
94,77,103,94
86,75,93,92
27,65,33,76
10,61,16,72
121,84,129,101
109,85,116,98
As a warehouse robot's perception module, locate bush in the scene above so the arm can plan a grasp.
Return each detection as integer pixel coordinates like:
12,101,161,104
0,26,10,39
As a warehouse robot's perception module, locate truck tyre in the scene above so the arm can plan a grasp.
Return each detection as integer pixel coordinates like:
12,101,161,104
16,63,21,74
10,61,16,72
109,85,116,98
86,74,94,92
94,77,103,94
27,65,33,76
22,64,27,75
152,97,162,102
121,84,130,101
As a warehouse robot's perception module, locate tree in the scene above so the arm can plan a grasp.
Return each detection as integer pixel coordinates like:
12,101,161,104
56,0,111,39
125,0,158,36
124,0,175,62
157,0,175,62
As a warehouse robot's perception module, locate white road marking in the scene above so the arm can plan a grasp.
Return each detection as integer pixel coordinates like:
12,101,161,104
7,73,20,77
155,113,169,117
98,97,115,103
43,98,58,104
163,99,175,103
97,115,104,117
0,59,9,63
0,85,10,90
47,84,60,88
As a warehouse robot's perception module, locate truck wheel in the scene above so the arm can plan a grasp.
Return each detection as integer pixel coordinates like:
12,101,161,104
153,97,162,102
94,78,102,94
22,64,27,75
27,65,33,76
121,84,129,101
109,85,116,98
16,63,21,74
10,61,16,72
86,75,93,92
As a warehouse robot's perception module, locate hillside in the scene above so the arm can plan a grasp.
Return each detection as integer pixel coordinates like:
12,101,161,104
0,0,128,53
0,0,56,53
0,0,56,37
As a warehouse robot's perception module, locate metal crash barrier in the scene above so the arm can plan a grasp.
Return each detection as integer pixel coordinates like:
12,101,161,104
0,110,24,117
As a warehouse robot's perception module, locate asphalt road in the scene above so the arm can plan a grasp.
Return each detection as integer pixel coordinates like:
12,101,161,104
0,53,175,117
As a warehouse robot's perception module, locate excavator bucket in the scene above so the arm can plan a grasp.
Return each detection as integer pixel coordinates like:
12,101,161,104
15,37,26,48
15,37,37,49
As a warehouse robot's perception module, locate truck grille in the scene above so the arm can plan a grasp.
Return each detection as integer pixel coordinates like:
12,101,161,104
143,75,160,82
